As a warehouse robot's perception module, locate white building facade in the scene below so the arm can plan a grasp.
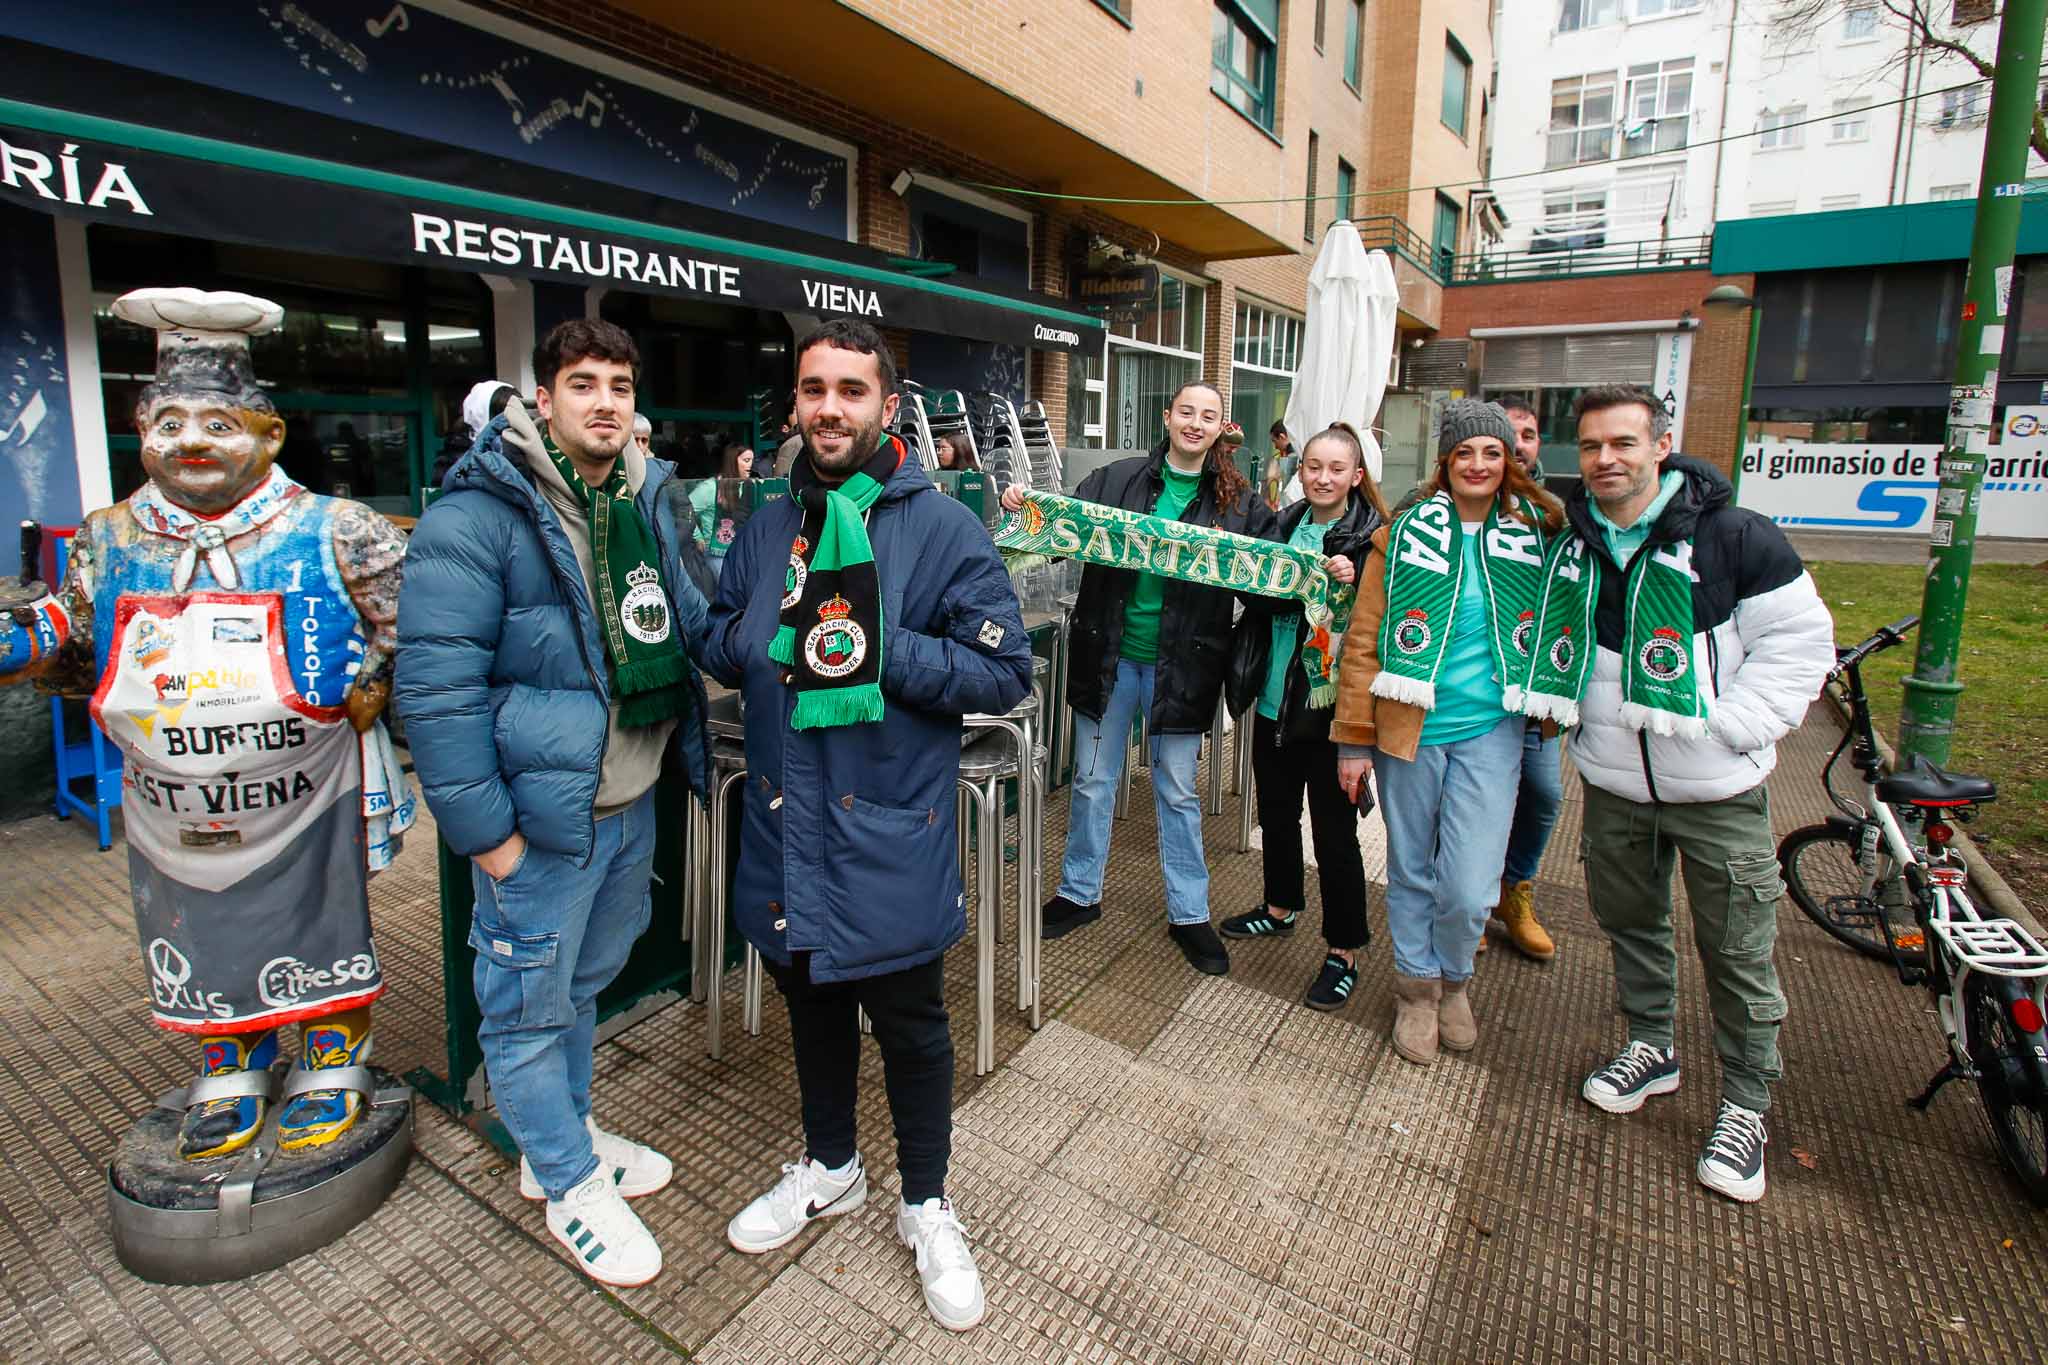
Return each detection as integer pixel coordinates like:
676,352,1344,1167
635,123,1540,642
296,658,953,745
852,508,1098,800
1485,0,2003,258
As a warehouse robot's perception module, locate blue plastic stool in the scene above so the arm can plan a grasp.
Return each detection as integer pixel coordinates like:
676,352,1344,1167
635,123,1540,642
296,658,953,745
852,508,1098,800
44,529,121,850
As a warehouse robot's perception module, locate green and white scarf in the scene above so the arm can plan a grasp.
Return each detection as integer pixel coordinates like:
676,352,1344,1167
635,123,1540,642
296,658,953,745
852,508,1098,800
1520,531,1706,738
1371,492,1546,712
994,491,1353,704
542,433,689,729
766,436,900,730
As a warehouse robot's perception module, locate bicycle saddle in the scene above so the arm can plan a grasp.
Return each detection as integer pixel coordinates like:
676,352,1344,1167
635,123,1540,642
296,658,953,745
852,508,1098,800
1876,754,1997,807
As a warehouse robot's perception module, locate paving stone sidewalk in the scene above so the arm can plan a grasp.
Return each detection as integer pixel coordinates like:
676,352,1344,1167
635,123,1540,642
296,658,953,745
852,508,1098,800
0,702,2041,1363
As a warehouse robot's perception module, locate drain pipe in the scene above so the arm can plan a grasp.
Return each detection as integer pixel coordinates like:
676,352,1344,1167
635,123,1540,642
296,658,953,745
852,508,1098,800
1708,0,1740,221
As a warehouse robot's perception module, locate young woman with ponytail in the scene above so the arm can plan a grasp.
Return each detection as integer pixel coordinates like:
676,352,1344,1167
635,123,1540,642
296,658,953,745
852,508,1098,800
1221,423,1389,1010
1000,381,1275,976
1330,400,1564,1065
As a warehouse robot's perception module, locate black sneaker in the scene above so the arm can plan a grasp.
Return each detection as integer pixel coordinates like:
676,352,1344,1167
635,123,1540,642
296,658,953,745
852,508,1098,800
1167,922,1230,975
1696,1100,1768,1203
1040,895,1102,940
1304,954,1358,1011
1580,1040,1681,1115
1219,906,1298,940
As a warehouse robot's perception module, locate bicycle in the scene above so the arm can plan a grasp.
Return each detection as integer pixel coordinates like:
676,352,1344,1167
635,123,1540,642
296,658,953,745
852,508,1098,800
1778,615,2048,1206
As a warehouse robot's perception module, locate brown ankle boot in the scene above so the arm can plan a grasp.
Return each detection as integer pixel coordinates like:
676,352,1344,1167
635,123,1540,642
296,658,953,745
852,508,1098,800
1497,878,1556,961
1390,973,1441,1066
1439,978,1477,1052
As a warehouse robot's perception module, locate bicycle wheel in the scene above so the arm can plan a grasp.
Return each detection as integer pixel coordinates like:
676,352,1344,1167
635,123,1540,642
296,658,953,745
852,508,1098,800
1962,974,2048,1208
1778,823,1927,969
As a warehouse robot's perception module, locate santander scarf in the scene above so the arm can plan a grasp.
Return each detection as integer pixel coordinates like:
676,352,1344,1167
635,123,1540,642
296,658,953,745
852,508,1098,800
766,436,901,729
1520,531,1705,738
542,434,689,729
993,491,1354,705
1370,493,1546,712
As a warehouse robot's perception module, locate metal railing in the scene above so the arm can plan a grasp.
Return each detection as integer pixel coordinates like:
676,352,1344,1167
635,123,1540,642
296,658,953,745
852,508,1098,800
1352,215,1448,280
1446,233,1714,284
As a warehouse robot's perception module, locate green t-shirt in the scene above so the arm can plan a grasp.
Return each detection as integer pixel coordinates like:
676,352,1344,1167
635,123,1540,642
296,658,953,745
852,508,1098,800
1120,464,1204,663
1418,525,1511,747
1257,513,1335,720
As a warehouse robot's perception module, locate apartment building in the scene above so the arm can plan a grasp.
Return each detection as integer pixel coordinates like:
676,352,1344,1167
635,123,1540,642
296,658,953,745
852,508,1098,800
1486,0,1997,259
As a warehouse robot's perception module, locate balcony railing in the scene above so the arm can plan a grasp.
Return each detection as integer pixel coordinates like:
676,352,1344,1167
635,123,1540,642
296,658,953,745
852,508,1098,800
1352,215,1449,281
1445,232,1714,284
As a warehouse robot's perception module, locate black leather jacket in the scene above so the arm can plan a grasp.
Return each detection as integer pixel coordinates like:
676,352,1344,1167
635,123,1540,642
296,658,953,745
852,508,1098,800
1225,493,1382,744
1065,440,1280,734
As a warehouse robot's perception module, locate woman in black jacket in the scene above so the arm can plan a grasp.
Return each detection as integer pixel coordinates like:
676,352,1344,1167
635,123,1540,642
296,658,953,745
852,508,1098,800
1221,423,1387,1009
1001,380,1277,976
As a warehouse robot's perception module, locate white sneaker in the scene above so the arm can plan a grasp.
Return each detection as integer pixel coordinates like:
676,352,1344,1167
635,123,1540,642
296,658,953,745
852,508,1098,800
546,1166,663,1287
726,1153,867,1254
520,1117,674,1200
896,1197,986,1331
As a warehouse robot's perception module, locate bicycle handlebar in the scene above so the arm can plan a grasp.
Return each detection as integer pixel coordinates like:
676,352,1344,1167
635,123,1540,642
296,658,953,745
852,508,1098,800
1833,615,1920,674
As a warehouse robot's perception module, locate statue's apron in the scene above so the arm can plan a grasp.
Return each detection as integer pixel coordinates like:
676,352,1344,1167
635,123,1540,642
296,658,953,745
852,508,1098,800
87,484,385,1034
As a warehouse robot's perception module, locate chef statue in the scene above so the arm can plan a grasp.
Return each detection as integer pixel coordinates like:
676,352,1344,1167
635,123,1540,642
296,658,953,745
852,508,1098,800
0,288,413,1163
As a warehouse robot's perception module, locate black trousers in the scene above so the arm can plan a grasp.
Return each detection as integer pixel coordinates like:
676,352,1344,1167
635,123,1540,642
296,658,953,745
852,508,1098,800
764,951,953,1204
1251,712,1371,950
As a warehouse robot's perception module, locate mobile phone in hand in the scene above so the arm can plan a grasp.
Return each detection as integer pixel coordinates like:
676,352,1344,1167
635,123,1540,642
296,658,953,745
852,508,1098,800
1353,777,1376,819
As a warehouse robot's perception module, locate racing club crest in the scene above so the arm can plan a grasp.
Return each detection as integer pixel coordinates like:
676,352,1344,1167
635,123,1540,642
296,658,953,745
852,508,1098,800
1392,608,1432,657
783,535,810,610
803,594,867,679
1639,626,1690,683
1512,609,1535,657
1548,627,1575,674
618,561,671,644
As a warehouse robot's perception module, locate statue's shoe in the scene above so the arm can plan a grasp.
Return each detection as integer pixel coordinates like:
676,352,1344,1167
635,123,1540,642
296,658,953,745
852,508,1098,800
278,1021,369,1152
177,1031,279,1161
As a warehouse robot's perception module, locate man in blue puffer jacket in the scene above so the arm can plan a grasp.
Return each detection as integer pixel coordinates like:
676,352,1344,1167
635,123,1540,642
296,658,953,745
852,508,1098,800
395,319,711,1288
707,320,1029,1333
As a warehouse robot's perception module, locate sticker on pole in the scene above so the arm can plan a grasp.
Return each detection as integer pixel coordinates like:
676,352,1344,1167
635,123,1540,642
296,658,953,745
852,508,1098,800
1930,519,1954,547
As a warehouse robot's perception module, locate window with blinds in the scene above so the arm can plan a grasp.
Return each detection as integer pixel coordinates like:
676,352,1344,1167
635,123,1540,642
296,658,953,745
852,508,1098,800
1480,333,1656,387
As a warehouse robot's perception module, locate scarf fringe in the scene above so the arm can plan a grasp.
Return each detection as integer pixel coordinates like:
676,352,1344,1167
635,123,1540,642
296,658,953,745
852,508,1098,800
790,683,884,731
1307,679,1339,709
768,624,796,665
1619,701,1710,740
1501,684,1526,712
1371,672,1437,709
1520,691,1581,729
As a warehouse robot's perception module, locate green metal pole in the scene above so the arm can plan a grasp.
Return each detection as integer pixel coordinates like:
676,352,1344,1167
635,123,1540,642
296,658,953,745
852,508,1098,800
1728,303,1761,496
1898,0,2046,766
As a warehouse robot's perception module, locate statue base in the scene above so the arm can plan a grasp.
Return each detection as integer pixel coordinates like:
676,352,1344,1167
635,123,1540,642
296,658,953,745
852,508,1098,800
107,1064,412,1284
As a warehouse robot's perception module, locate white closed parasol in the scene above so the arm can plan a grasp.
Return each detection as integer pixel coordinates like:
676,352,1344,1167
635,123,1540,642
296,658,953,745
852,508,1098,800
1280,221,1401,485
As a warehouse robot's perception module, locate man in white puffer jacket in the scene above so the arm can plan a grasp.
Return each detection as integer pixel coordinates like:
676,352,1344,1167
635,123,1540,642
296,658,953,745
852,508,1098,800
1561,385,1834,1208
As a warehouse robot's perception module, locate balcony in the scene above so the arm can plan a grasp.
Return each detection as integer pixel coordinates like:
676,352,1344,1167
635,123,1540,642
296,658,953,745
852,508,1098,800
1446,233,1714,284
1352,215,1447,330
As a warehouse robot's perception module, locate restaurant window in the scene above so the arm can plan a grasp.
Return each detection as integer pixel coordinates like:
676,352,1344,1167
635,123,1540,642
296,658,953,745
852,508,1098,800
1443,37,1473,137
1212,1,1279,132
1105,274,1208,450
1232,299,1303,449
1622,59,1692,157
88,226,491,517
1549,74,1617,167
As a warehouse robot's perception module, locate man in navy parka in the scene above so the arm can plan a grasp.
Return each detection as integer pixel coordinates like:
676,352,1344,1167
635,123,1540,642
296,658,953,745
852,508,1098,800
708,320,1028,1333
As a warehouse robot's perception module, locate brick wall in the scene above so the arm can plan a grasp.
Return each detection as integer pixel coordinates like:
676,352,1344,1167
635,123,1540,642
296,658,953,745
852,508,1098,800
489,0,1385,441
1436,269,1757,475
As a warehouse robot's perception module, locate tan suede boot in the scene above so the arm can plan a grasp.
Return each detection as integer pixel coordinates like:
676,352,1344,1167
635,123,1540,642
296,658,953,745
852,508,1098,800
1497,878,1556,961
1439,978,1477,1052
1390,973,1441,1066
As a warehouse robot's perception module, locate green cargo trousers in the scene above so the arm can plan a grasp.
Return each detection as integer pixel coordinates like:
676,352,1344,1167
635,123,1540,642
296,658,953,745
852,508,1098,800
1581,781,1788,1112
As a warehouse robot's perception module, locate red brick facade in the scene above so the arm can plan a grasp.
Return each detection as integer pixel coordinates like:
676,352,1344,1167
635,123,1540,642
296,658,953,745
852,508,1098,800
1438,269,1758,475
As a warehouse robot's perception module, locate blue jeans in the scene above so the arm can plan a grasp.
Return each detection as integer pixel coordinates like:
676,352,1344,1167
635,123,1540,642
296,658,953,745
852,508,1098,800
1502,725,1564,884
1376,715,1523,983
469,790,656,1201
1056,659,1209,925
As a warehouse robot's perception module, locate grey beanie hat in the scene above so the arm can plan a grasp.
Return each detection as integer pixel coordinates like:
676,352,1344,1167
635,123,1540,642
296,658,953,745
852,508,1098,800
1437,398,1518,456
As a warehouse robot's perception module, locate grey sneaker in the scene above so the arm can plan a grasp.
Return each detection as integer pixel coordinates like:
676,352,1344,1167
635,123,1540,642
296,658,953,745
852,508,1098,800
1581,1041,1681,1114
727,1154,867,1253
896,1197,986,1331
1696,1101,1768,1203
